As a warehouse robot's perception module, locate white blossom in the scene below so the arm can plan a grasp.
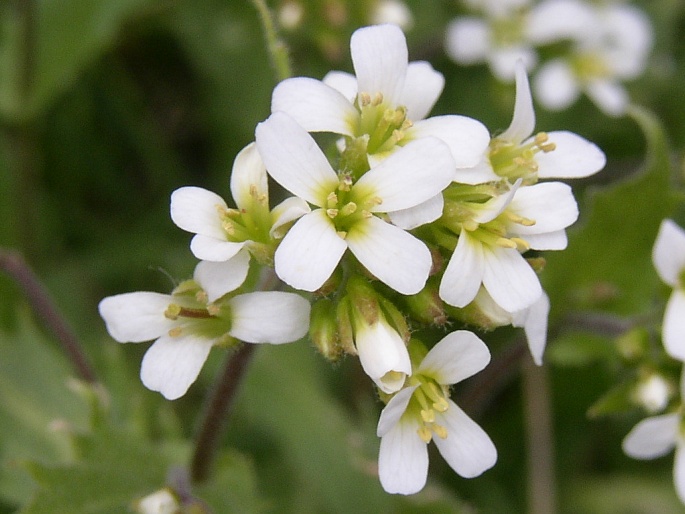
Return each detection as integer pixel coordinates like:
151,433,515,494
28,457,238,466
377,331,497,494
99,255,310,399
255,111,455,295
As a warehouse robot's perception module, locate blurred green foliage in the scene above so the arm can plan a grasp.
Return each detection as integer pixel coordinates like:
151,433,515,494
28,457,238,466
1,0,685,512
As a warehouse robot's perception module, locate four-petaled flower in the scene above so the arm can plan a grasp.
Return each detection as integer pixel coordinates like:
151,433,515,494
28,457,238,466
377,331,497,494
255,111,455,295
272,23,490,169
171,143,309,264
99,253,310,399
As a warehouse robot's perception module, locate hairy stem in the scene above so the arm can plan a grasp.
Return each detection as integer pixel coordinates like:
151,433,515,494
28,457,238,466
0,248,98,383
190,342,257,483
251,0,292,82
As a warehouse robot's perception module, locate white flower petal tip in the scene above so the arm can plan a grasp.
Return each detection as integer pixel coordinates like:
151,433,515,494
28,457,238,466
622,413,679,460
170,186,227,239
99,292,175,343
663,290,685,362
653,219,685,288
193,251,250,302
536,131,606,179
355,318,411,394
500,60,535,144
418,331,491,385
513,292,550,366
140,335,214,400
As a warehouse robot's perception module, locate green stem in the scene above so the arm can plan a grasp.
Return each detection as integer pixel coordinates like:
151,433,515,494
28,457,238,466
251,0,292,82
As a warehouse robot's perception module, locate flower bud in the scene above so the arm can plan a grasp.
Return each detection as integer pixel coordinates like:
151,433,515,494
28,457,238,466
310,299,342,361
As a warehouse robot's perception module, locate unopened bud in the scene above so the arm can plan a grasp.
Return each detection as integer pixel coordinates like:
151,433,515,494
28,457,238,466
310,299,341,361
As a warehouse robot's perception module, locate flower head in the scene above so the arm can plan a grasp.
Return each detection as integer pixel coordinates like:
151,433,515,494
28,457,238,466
255,111,455,295
272,24,489,169
99,254,310,399
377,331,497,494
170,143,309,265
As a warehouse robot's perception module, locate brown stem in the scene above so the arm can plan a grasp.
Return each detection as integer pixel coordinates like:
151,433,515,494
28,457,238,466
0,248,98,383
190,342,257,484
522,357,556,514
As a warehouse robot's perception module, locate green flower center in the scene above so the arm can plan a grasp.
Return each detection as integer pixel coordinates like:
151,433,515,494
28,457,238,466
356,92,412,155
572,52,611,82
489,132,556,183
491,13,527,48
407,374,451,442
324,174,382,237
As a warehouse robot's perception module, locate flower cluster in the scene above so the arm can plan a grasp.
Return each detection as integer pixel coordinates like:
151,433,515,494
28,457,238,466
623,219,685,503
445,0,653,116
100,24,605,494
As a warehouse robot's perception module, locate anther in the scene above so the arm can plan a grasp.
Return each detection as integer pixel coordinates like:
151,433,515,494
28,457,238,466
511,237,530,251
417,426,432,443
164,304,181,320
326,208,339,219
496,237,518,249
339,202,357,217
371,92,383,106
168,327,183,337
462,219,479,232
359,92,371,106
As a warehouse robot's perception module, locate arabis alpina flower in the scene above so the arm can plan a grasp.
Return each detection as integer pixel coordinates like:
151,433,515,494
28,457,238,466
170,143,309,265
652,219,685,361
271,24,489,169
255,111,454,295
623,370,685,503
377,331,497,494
464,61,606,185
99,254,310,399
532,1,653,116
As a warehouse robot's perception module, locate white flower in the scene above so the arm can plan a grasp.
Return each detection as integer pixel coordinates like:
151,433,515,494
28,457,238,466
134,488,179,514
464,60,606,185
623,370,685,503
170,142,310,263
377,331,497,494
99,254,311,399
255,111,455,295
370,0,413,30
653,219,685,361
532,2,653,115
445,2,537,82
271,24,489,169
439,179,578,313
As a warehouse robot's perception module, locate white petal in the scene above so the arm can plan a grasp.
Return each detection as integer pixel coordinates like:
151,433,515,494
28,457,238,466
193,251,250,302
523,230,568,250
622,413,679,459
508,182,579,234
585,80,628,117
228,291,310,344
388,194,444,230
355,319,411,394
190,234,245,262
322,71,358,102
99,292,174,343
347,216,431,295
401,61,444,121
526,0,597,44
482,246,542,313
378,417,428,495
663,290,685,362
170,186,227,239
140,334,214,400
471,180,520,225
512,292,550,365
674,444,685,504
533,60,579,111
230,142,268,209
355,138,454,213
418,330,491,385
653,219,685,287
377,386,418,437
445,18,490,64
439,231,485,308
500,61,535,144
350,24,407,105
271,77,358,136
453,156,501,185
269,196,311,238
408,115,490,168
535,131,606,179
274,210,347,292
433,400,497,478
255,112,339,206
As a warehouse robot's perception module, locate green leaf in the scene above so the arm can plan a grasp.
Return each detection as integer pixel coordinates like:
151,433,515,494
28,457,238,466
543,106,677,317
